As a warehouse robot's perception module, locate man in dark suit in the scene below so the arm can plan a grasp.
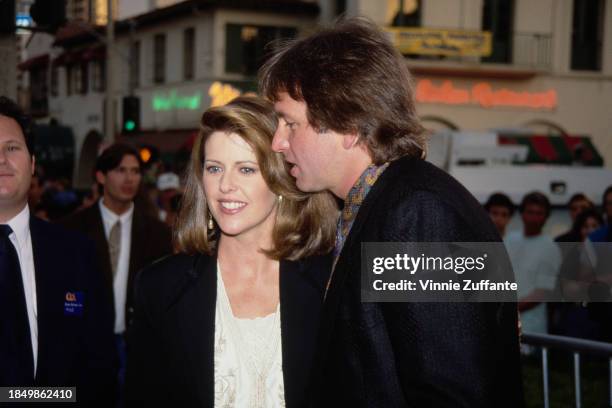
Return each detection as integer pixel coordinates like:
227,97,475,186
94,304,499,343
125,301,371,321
0,96,116,406
60,143,172,399
260,18,524,407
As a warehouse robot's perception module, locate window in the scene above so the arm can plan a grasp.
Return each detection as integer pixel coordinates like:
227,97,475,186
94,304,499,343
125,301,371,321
78,63,88,94
30,67,48,115
92,60,105,92
571,0,605,71
130,41,140,88
67,63,88,95
482,0,514,63
225,24,296,76
66,65,74,95
153,33,166,84
335,0,347,16
389,0,421,27
183,27,195,80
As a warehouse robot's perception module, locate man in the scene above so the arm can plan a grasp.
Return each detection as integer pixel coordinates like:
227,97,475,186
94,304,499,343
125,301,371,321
588,185,612,242
0,96,116,406
484,192,515,237
28,172,44,208
584,186,612,341
156,171,181,226
505,192,561,335
61,143,172,395
555,193,594,242
260,18,523,407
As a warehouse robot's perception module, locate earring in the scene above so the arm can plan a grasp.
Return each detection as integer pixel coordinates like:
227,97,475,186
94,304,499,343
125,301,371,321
278,195,283,204
208,213,214,230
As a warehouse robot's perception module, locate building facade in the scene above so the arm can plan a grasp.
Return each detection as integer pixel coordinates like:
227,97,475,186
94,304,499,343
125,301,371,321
41,0,318,186
335,0,612,166
16,0,612,189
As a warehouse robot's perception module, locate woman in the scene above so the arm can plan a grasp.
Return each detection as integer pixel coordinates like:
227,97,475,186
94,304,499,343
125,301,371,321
125,96,337,407
554,208,604,339
575,208,604,241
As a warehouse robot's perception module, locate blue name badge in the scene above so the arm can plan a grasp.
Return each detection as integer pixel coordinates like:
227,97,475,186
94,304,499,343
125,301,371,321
64,291,85,317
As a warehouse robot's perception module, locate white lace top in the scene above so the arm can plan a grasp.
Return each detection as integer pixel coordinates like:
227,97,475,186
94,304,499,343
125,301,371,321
214,264,285,408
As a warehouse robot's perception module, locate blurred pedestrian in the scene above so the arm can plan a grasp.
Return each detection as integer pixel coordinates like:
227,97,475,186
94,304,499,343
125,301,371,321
28,172,44,208
553,208,604,339
156,171,181,224
60,143,172,405
582,187,612,341
165,192,182,229
484,192,514,237
588,185,612,242
80,181,100,210
506,191,561,335
0,96,117,406
555,193,594,242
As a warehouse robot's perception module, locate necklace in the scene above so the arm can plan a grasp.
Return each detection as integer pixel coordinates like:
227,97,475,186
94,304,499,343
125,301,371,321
217,263,282,408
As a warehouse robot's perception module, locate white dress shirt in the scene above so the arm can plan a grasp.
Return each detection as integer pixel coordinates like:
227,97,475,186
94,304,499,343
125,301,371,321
99,199,134,334
6,204,38,375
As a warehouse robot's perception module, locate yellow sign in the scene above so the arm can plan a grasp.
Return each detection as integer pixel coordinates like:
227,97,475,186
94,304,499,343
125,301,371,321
385,27,492,57
208,81,257,107
209,82,242,107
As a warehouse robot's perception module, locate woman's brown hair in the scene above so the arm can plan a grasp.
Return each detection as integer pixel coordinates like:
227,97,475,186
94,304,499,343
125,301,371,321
174,96,338,260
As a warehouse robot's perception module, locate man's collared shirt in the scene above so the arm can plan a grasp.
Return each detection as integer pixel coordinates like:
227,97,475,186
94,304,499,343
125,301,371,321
6,204,38,374
334,162,389,262
98,199,134,334
326,163,389,297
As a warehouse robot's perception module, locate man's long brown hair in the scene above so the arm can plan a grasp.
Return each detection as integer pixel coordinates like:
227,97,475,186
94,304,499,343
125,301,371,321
259,17,427,164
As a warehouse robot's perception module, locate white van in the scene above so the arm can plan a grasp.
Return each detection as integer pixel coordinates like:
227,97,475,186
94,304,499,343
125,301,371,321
427,130,612,235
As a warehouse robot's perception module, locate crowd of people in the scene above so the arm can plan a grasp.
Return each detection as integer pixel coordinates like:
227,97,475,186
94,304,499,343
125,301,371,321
484,187,612,343
3,15,611,408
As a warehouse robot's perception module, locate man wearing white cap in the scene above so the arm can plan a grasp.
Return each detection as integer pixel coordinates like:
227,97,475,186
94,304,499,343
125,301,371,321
156,172,181,224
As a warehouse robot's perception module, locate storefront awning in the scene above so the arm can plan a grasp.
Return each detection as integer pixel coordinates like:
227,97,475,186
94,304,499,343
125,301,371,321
498,134,603,166
53,49,88,66
117,129,198,153
82,45,105,61
18,54,49,71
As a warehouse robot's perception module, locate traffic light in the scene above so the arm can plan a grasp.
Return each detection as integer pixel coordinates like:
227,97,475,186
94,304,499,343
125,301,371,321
29,0,66,33
138,145,159,166
0,0,16,34
122,96,140,134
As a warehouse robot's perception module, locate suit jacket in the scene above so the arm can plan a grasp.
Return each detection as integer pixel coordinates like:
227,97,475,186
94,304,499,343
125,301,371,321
124,252,332,408
0,217,117,407
311,156,524,407
60,202,172,326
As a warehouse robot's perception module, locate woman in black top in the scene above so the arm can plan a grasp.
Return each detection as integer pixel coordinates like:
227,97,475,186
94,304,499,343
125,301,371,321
125,96,337,407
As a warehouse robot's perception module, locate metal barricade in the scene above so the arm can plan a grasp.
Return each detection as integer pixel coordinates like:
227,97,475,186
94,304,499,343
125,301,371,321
522,332,612,408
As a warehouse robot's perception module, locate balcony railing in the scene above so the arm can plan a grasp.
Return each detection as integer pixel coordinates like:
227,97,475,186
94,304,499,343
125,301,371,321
512,32,553,71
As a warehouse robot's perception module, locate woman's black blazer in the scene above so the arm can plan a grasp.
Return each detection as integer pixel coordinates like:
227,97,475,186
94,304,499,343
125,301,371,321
124,252,331,408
